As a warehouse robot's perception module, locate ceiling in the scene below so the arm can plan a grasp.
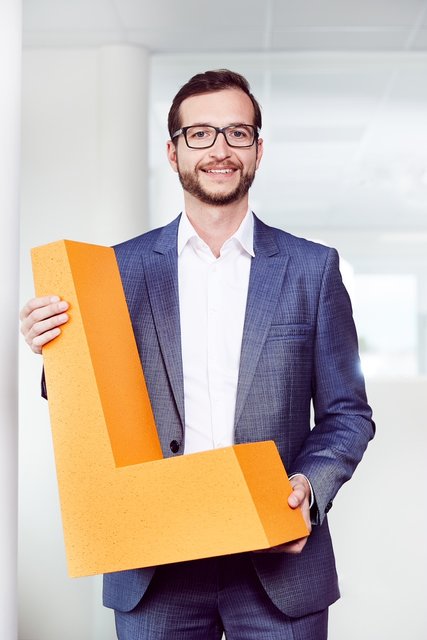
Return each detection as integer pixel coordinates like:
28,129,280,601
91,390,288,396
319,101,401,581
23,0,427,52
23,1,427,272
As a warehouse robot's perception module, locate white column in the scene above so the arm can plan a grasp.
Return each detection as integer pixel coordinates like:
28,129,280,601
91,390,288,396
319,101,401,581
19,44,150,640
417,273,427,375
0,0,21,638
97,45,150,243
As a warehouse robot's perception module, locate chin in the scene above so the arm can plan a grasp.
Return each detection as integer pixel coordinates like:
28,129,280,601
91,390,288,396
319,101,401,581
178,168,254,207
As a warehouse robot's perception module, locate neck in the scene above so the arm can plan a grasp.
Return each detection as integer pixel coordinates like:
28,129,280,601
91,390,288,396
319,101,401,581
184,194,249,258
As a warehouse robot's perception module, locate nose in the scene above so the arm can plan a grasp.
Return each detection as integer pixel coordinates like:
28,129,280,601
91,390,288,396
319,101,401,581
209,131,231,158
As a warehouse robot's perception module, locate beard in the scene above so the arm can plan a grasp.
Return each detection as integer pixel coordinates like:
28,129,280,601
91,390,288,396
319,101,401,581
177,162,256,206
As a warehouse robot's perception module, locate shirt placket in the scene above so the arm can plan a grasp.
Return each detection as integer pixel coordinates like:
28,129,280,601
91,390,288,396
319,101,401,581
206,258,223,448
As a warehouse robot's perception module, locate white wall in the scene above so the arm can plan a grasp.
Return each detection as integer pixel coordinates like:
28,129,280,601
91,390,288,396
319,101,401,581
329,378,427,639
1,0,21,638
19,48,427,639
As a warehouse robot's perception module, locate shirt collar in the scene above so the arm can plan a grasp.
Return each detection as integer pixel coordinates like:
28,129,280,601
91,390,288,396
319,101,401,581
177,211,198,255
177,209,255,257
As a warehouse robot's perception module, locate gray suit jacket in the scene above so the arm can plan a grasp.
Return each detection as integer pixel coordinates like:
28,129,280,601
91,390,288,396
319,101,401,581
102,214,375,617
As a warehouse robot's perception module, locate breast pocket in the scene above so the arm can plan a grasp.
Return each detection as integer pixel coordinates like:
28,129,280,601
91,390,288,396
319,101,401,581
266,324,312,342
261,323,314,379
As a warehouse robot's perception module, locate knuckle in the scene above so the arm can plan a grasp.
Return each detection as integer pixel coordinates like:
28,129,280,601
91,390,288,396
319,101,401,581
31,334,41,346
31,307,46,323
26,298,41,314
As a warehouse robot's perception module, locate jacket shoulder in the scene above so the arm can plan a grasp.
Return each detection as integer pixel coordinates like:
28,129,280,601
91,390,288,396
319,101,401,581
113,215,181,264
254,216,336,263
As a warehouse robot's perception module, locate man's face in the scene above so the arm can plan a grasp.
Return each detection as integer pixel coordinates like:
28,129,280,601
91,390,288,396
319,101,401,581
167,89,263,207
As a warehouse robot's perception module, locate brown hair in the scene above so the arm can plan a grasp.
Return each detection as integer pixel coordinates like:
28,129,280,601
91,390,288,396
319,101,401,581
167,69,262,139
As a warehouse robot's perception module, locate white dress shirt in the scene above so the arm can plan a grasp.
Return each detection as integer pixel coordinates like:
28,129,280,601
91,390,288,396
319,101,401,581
177,210,314,508
178,210,254,454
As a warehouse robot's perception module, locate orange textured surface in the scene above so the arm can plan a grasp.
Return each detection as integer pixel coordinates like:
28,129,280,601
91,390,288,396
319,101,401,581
31,240,309,578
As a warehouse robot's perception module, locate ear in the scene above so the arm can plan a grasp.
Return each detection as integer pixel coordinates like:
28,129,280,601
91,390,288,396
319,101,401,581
166,140,178,173
255,137,264,170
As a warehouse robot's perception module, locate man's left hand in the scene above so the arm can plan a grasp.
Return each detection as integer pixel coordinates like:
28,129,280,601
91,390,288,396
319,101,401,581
256,475,312,555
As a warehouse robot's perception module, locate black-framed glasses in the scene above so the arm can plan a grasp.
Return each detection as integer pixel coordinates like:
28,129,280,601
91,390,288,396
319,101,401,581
172,124,258,149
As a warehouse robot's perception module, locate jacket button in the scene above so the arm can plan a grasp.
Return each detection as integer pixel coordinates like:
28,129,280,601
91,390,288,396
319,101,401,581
170,440,180,454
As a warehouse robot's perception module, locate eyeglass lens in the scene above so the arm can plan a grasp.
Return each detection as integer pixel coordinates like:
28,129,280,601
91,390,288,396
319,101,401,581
185,125,255,148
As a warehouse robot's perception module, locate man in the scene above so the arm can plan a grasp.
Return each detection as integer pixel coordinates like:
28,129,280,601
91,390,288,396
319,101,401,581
20,69,374,640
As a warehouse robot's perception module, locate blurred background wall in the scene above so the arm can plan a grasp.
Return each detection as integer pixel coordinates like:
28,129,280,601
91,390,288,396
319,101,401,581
18,1,427,638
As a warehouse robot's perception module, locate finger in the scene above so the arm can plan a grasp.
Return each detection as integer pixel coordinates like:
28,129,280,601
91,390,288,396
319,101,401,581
288,476,310,508
24,312,69,348
20,296,61,321
288,485,307,508
28,327,63,354
278,537,308,555
255,536,309,555
20,298,69,339
20,296,70,355
22,298,69,326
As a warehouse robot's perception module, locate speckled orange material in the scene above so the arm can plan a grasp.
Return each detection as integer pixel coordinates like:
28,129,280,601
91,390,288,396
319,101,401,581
31,240,308,578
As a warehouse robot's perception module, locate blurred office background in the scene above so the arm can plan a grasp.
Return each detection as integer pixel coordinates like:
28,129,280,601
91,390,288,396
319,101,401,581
13,0,427,638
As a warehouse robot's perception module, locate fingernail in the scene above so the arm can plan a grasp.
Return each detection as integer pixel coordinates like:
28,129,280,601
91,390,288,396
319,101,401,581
58,301,68,311
50,296,60,302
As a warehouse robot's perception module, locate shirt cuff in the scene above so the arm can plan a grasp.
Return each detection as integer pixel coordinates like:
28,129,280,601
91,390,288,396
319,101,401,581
288,473,314,509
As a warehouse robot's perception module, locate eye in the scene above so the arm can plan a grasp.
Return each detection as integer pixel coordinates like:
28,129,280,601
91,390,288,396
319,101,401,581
228,126,251,139
187,126,214,140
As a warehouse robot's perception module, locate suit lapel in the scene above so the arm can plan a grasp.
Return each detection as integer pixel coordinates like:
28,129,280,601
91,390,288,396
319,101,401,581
234,217,289,428
141,215,288,434
142,217,185,428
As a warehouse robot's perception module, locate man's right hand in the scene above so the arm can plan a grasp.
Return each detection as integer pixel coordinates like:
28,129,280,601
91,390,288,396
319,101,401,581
20,296,69,354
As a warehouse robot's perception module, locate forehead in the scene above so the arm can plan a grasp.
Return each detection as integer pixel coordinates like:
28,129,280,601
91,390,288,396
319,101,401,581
179,89,256,126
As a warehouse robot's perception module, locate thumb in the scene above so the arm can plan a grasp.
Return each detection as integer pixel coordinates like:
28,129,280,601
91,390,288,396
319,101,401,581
288,491,302,509
288,477,310,509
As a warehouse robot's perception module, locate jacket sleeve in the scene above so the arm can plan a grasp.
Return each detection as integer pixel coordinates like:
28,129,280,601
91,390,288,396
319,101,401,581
41,368,48,400
289,247,375,525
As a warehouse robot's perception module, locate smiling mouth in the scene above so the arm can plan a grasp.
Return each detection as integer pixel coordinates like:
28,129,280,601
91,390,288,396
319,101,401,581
202,167,237,174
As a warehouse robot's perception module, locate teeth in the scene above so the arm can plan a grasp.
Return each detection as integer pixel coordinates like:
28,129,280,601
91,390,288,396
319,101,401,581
206,169,234,174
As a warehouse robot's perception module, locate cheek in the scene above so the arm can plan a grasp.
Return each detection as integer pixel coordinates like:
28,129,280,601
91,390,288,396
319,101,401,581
182,154,206,176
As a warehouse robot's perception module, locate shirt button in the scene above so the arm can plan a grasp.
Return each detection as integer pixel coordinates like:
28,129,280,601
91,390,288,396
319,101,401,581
170,440,180,454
